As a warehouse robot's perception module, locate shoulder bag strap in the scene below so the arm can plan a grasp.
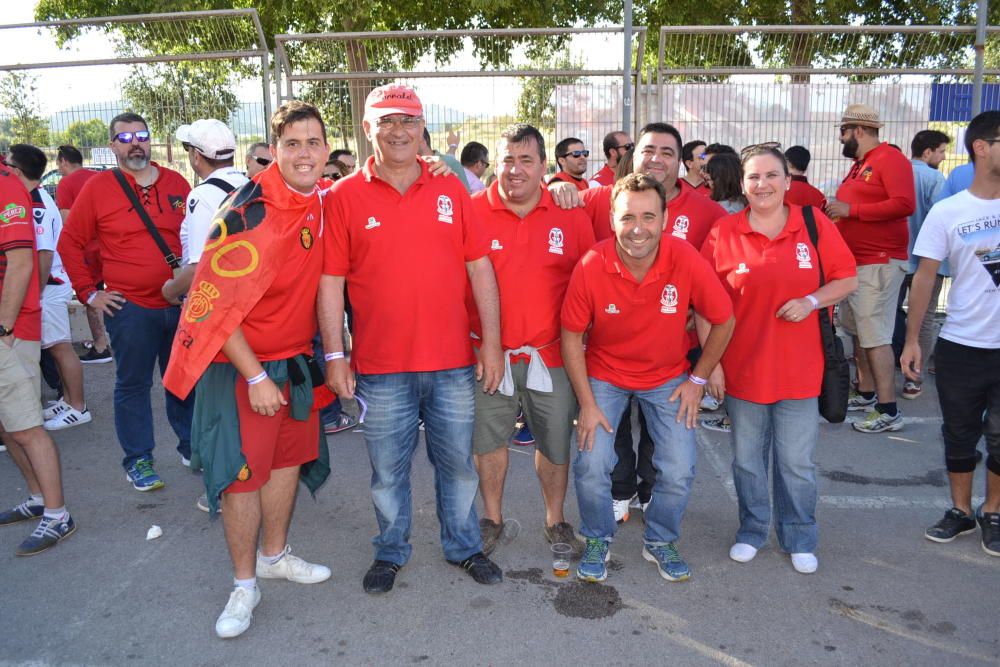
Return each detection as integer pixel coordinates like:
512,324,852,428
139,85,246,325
112,168,179,269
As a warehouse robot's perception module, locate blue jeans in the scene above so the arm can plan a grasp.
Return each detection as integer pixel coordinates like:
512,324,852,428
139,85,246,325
356,366,481,565
573,375,696,544
726,396,819,553
105,300,193,468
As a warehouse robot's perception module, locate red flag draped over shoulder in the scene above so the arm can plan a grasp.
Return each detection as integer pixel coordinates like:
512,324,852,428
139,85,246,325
163,165,320,400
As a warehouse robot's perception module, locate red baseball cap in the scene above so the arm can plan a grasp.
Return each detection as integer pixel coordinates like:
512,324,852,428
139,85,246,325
364,84,423,121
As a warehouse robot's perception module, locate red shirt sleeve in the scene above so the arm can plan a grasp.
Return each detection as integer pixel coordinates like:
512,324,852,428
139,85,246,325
560,254,595,334
321,187,350,277
57,178,99,302
852,152,916,222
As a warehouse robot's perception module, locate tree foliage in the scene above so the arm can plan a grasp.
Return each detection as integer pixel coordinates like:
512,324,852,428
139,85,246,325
0,72,51,149
516,53,585,133
56,118,110,154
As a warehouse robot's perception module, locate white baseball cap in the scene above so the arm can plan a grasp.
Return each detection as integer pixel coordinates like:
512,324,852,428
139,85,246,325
175,119,237,160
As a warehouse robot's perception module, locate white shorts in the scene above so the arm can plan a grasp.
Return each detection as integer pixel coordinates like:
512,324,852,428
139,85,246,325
41,283,73,349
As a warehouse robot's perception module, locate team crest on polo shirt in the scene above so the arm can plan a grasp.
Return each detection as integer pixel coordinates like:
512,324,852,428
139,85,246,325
796,242,813,268
437,195,453,223
365,216,381,230
605,304,620,314
860,167,873,182
548,228,564,255
300,227,314,249
660,284,679,314
169,195,185,211
491,239,504,251
735,262,750,274
672,215,690,239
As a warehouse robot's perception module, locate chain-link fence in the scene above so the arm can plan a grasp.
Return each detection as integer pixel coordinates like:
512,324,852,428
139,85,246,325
275,28,646,175
0,9,270,185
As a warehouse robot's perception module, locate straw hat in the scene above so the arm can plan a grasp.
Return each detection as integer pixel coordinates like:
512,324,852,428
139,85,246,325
839,103,883,129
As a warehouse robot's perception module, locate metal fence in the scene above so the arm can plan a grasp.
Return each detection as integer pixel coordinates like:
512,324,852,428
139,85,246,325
274,28,646,170
0,10,270,183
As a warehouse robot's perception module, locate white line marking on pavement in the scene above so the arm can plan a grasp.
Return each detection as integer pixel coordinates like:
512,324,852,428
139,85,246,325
625,598,755,667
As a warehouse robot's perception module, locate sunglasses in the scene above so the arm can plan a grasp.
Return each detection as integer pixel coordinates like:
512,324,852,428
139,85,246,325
560,150,590,158
616,143,635,152
839,125,858,133
739,142,783,159
252,156,272,167
480,160,490,168
113,131,150,144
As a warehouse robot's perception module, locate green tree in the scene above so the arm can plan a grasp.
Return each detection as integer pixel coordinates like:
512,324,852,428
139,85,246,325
0,72,50,148
57,118,107,154
516,52,585,133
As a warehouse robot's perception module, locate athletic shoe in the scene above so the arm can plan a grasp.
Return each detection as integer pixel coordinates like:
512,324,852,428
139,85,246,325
363,560,400,593
924,507,977,543
901,381,923,400
15,514,76,556
197,493,222,514
256,545,331,583
699,394,720,411
323,413,359,435
612,497,632,523
701,417,732,433
511,424,535,446
630,495,650,513
791,552,818,574
847,391,877,411
180,455,191,468
642,542,691,582
79,347,113,364
577,538,611,582
125,457,165,492
480,518,503,556
852,408,903,434
544,521,583,558
0,499,44,525
43,406,92,431
215,586,261,639
42,398,71,421
729,542,758,563
448,552,503,585
978,509,1000,557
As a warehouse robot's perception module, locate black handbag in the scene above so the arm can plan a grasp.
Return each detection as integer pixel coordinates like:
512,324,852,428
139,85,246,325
802,206,850,423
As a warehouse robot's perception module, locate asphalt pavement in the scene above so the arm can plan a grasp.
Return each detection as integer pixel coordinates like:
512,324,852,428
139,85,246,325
1,359,998,666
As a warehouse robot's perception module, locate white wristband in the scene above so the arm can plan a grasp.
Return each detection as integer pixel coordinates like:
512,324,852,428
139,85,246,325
86,291,99,305
324,351,344,362
805,294,819,310
246,371,267,385
688,374,708,386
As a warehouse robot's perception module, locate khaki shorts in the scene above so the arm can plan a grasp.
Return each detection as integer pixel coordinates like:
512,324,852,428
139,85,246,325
473,363,577,465
839,259,907,349
0,338,43,432
41,283,73,349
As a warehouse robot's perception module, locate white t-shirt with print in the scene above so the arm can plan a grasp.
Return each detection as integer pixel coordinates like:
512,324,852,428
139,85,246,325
179,167,249,264
913,189,1000,348
33,186,71,286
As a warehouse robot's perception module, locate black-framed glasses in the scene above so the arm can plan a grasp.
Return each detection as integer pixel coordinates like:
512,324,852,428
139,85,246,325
374,115,423,130
616,143,635,152
559,150,590,158
113,130,150,144
480,160,490,168
839,125,858,134
252,156,272,167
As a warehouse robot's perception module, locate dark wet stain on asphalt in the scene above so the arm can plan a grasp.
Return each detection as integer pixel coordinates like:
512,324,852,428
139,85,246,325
821,469,946,487
553,581,624,619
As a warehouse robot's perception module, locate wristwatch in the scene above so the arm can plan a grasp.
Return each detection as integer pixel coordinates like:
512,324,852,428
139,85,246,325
0,324,12,337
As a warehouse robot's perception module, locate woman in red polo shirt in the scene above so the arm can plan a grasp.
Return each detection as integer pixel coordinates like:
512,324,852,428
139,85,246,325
701,145,857,574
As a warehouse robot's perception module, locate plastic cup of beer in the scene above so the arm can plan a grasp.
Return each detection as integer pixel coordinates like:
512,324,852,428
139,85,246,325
551,543,572,578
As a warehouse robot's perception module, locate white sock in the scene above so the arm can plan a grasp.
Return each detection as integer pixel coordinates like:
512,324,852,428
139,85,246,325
259,548,286,565
43,506,68,521
29,494,44,506
234,577,257,591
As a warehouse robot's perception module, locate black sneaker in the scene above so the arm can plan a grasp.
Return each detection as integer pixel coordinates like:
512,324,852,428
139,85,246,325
977,509,1000,557
449,552,502,585
924,507,977,543
362,560,400,594
0,499,44,526
79,347,113,364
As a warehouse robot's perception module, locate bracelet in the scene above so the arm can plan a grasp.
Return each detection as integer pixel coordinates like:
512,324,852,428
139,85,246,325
688,374,708,386
246,371,267,385
324,351,345,362
86,291,99,305
805,294,819,310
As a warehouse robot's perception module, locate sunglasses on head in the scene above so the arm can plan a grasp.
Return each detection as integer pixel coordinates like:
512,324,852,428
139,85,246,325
560,150,590,159
252,156,272,167
113,130,150,144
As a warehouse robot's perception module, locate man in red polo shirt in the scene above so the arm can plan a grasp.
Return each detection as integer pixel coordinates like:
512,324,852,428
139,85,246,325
681,140,710,196
58,112,194,490
55,145,109,363
469,123,595,556
0,164,75,556
825,104,916,433
550,137,590,191
784,146,827,210
319,84,504,595
590,131,633,187
562,172,734,584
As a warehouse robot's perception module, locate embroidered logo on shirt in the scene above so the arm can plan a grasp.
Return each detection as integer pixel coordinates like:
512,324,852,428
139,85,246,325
861,167,873,182
796,242,813,269
300,227,314,250
365,216,381,230
491,239,504,251
168,195,185,211
548,228,564,255
437,195,454,223
0,203,26,224
735,262,750,274
605,304,620,314
660,284,679,314
672,215,690,239
188,198,197,214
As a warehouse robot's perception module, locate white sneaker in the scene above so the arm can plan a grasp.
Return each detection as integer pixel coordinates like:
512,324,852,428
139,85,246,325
43,406,92,431
256,545,331,584
729,543,758,563
612,498,631,523
215,586,261,638
791,552,818,574
42,399,71,421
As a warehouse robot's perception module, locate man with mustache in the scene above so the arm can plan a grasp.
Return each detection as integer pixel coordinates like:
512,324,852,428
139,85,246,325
58,112,194,491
